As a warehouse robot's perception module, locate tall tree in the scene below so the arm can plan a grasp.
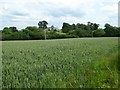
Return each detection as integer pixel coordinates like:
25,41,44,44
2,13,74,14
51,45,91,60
93,23,99,30
51,25,55,30
87,22,99,30
9,27,18,32
72,24,76,30
62,22,72,33
38,20,48,29
104,23,118,37
87,22,91,30
2,27,18,34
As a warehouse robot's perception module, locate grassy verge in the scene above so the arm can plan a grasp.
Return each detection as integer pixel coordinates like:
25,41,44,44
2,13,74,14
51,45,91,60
85,51,119,88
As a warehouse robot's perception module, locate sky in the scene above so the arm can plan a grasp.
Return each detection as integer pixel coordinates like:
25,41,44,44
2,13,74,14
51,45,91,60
0,0,119,30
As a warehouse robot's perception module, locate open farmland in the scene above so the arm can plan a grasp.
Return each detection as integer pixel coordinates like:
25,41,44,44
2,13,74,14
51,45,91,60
2,37,119,88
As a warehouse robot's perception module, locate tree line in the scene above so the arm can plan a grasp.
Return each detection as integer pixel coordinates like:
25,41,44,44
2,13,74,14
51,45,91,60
0,20,120,40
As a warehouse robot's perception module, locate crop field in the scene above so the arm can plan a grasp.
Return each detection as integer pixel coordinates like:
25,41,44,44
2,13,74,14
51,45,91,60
2,37,119,88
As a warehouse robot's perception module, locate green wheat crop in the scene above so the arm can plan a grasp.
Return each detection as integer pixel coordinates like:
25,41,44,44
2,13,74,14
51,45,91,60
2,37,119,88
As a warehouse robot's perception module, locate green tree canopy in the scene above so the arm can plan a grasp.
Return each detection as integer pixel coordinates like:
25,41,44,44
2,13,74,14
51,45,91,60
38,20,48,29
62,22,72,33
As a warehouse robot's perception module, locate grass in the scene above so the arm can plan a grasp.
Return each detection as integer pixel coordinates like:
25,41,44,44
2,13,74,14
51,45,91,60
2,37,119,88
87,52,118,88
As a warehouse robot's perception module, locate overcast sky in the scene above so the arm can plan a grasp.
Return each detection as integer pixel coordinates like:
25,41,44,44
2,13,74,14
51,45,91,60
0,0,119,30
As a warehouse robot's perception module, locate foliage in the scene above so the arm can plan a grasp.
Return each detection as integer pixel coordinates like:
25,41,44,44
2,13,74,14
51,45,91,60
104,23,119,37
1,21,120,41
94,29,106,37
62,22,72,33
38,20,48,29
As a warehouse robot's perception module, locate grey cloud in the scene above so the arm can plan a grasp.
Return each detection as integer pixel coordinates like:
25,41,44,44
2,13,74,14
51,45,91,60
27,1,85,18
0,0,118,30
2,10,29,23
11,11,28,16
47,8,85,17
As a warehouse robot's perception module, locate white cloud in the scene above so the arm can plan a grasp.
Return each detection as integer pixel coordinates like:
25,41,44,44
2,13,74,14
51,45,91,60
0,0,119,29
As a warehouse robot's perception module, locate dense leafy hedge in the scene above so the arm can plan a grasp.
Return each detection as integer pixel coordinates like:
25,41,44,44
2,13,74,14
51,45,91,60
1,22,120,40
